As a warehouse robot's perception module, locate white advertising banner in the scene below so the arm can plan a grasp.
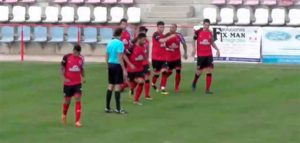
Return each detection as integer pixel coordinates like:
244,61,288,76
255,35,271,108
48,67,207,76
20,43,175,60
211,26,262,62
262,27,300,64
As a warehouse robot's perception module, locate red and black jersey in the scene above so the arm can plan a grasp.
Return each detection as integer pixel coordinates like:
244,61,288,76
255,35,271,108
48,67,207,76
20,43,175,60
165,32,186,61
151,32,166,61
127,44,146,72
61,54,84,86
142,39,150,65
120,30,131,52
194,29,213,57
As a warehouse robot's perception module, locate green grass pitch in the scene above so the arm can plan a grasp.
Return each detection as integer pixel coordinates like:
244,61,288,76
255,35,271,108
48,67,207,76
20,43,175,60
1,62,300,143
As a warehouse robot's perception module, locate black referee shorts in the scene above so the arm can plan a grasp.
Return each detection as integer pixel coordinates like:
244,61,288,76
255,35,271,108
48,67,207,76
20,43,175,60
108,63,124,84
197,56,214,70
64,84,82,97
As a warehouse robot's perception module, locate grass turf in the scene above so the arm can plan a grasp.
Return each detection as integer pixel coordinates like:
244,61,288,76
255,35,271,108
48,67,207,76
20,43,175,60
0,62,300,143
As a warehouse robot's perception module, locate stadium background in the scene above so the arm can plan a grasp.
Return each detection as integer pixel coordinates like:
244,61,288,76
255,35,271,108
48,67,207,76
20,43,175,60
1,1,300,143
0,0,299,64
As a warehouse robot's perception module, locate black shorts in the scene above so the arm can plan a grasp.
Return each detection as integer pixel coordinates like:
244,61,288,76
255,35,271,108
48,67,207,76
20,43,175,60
197,56,214,70
108,63,124,84
166,59,181,70
143,64,150,74
64,84,82,97
152,60,167,72
128,71,145,82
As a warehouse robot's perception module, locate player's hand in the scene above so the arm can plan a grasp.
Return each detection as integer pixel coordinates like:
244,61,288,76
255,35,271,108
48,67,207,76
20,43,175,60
216,50,220,57
123,70,128,79
183,52,188,60
191,50,195,57
81,78,86,84
129,63,136,69
64,78,71,82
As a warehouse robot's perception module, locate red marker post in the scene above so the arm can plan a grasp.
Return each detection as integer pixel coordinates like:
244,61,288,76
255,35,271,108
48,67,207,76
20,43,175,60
20,26,24,63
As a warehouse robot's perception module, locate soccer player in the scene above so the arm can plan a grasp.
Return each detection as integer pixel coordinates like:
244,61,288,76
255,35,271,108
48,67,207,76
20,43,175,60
119,18,132,91
105,28,131,114
151,21,177,95
163,24,188,92
139,26,152,99
60,45,84,127
191,19,220,94
120,18,132,53
127,33,149,105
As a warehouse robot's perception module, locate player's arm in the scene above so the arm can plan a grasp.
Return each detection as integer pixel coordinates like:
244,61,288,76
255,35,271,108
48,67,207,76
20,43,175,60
211,33,220,57
123,54,135,69
153,32,176,44
105,53,108,65
118,53,127,78
159,34,176,43
178,33,188,60
191,30,198,57
80,56,85,83
146,44,150,63
60,55,70,82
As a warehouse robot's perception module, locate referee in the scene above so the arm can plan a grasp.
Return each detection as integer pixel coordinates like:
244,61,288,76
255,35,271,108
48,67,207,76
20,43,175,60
105,28,130,114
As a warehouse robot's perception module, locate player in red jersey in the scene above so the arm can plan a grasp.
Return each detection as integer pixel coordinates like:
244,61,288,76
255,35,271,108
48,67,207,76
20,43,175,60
120,18,133,91
127,33,149,105
60,45,84,127
191,19,220,94
163,24,188,92
120,18,132,52
151,21,177,95
138,26,152,99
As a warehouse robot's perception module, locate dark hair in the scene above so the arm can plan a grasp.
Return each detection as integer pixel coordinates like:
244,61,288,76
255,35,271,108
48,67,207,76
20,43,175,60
132,33,146,44
157,21,165,26
203,19,211,24
137,33,146,39
113,28,123,37
139,26,148,33
73,44,81,52
120,18,128,24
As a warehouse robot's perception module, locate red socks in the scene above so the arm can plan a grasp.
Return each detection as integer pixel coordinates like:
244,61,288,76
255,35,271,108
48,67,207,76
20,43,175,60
160,72,168,89
144,80,150,98
152,74,159,85
192,73,200,85
62,97,71,115
206,73,212,91
175,70,181,90
130,81,137,91
134,83,144,102
75,101,81,123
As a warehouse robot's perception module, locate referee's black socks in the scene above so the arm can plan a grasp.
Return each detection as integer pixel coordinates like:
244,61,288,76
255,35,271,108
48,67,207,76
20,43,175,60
115,91,121,111
106,90,113,110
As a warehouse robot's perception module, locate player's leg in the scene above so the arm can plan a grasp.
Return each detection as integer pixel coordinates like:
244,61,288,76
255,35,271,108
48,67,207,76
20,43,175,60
192,57,204,91
105,65,115,113
160,62,169,95
134,76,145,105
74,85,82,127
174,60,182,92
105,84,114,113
203,56,214,94
62,85,72,125
151,60,161,91
114,65,127,114
128,72,137,97
144,65,152,99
